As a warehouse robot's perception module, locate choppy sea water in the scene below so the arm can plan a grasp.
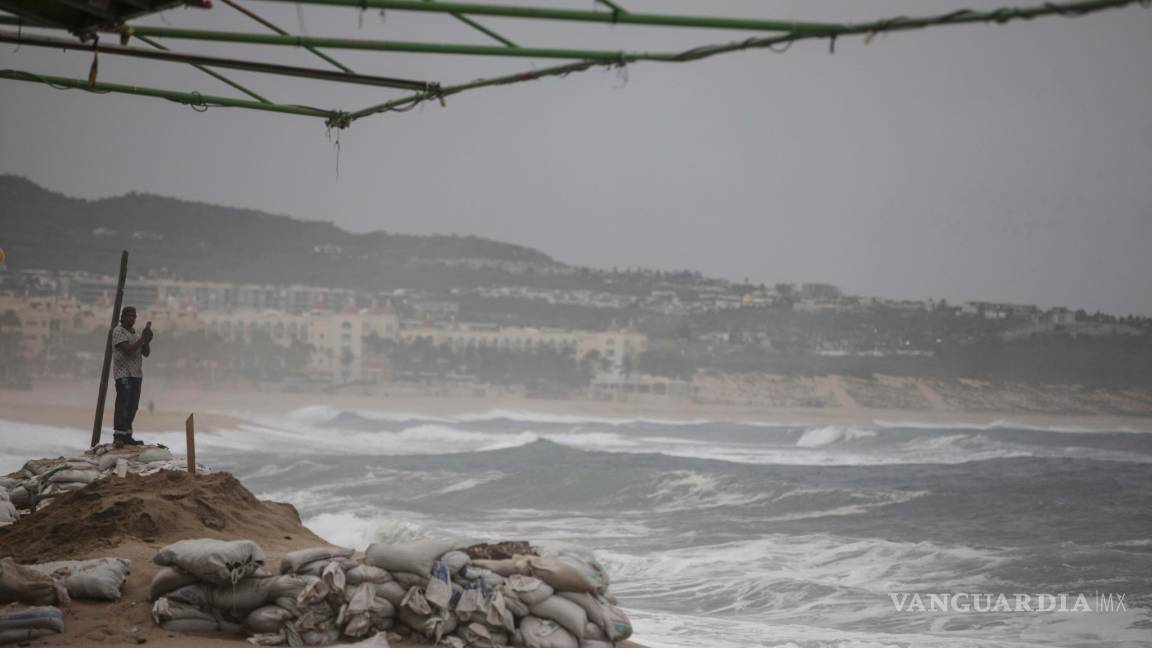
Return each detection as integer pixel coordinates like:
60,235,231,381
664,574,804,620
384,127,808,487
3,407,1151,648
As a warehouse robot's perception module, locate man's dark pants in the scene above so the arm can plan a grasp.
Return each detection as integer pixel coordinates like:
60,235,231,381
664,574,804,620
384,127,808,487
114,377,143,433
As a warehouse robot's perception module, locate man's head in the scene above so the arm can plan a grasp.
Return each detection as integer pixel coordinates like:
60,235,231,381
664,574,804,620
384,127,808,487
120,306,137,328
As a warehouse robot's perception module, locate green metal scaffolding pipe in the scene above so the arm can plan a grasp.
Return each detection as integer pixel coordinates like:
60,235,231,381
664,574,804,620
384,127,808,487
249,0,844,33
0,69,341,120
104,24,660,61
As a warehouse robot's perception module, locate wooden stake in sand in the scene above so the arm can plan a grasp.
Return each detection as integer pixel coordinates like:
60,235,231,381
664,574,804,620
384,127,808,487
91,250,129,448
186,413,197,474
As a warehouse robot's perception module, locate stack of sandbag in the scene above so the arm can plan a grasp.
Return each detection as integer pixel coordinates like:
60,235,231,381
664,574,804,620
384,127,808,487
149,538,632,648
0,607,65,645
0,445,206,516
26,558,132,602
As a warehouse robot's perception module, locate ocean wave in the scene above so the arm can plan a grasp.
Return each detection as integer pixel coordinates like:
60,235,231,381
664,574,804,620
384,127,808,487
796,426,879,448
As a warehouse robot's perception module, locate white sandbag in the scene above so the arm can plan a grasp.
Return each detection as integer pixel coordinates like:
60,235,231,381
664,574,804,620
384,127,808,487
485,588,517,632
582,621,607,641
374,581,407,606
29,558,131,601
400,587,431,615
391,572,428,588
519,616,578,648
245,605,296,633
471,558,529,577
526,558,599,594
301,627,342,645
440,551,471,575
7,486,30,511
280,547,355,575
459,566,507,588
458,621,509,648
600,603,633,642
0,558,68,606
150,567,200,601
346,565,392,586
152,597,244,634
556,592,607,630
0,606,64,633
507,575,553,606
341,582,378,638
425,562,453,610
0,479,16,492
0,501,16,526
154,538,266,585
363,540,455,576
138,447,175,463
530,596,587,640
0,628,58,644
47,469,98,484
496,584,530,617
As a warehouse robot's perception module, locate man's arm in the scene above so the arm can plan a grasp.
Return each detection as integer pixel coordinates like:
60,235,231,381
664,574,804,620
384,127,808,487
116,333,150,355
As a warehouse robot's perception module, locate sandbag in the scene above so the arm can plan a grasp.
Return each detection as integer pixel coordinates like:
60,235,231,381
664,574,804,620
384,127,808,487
154,539,266,585
245,605,296,633
471,558,529,577
152,597,243,634
29,557,131,601
527,558,598,594
374,581,407,606
0,628,58,644
346,565,392,586
583,621,607,641
0,500,16,526
440,551,471,575
391,571,428,588
0,558,68,606
150,567,200,601
425,562,453,610
364,541,455,576
519,616,578,648
529,596,587,640
507,575,553,606
138,447,175,463
47,469,98,484
0,607,64,633
600,603,632,641
556,592,607,630
280,547,355,575
7,486,31,510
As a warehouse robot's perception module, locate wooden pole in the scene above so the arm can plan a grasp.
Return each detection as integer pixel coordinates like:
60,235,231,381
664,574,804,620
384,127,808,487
186,414,196,474
91,250,128,448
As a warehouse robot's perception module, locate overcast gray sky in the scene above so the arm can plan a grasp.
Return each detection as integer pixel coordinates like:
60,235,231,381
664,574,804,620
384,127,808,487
1,1,1150,315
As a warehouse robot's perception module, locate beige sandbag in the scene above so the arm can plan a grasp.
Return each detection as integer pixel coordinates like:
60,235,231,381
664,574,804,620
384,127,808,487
150,567,200,601
556,592,607,630
527,558,598,594
28,558,131,601
245,604,296,633
0,558,68,606
47,470,98,484
519,616,578,648
154,539,266,585
471,558,529,577
374,581,407,606
529,596,587,640
507,575,553,606
364,540,455,576
391,571,428,588
600,602,633,641
279,547,355,575
345,564,392,586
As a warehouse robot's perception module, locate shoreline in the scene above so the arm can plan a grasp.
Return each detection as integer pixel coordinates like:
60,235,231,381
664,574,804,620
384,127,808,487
3,379,1150,433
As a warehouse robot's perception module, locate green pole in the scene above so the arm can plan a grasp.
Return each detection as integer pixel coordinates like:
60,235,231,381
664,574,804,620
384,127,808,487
249,0,844,32
0,70,343,121
96,25,657,61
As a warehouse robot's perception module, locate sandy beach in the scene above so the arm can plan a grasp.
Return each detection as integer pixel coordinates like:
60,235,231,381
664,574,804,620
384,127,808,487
4,378,1149,434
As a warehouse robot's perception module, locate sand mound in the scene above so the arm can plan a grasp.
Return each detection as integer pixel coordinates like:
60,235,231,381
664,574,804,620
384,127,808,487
0,471,325,562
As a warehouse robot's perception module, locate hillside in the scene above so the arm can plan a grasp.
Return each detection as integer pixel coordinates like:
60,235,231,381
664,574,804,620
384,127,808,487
0,175,559,291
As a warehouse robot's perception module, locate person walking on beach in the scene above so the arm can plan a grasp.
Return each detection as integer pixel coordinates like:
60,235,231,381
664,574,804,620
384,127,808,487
111,306,153,447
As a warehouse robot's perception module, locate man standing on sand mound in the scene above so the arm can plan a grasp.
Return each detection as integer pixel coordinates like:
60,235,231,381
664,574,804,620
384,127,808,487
111,305,153,447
